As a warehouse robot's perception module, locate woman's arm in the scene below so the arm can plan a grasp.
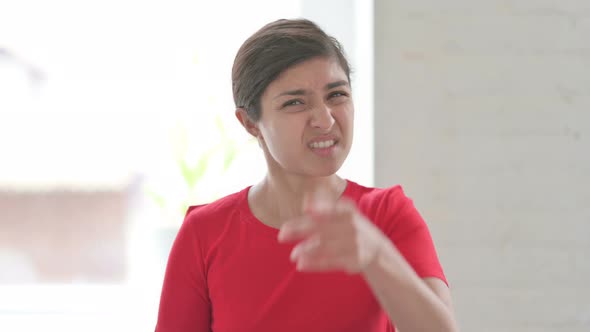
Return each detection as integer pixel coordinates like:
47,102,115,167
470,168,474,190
279,197,459,331
362,241,458,332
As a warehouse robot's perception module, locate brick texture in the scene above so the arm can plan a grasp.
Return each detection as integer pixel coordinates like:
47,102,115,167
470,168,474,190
375,1,590,331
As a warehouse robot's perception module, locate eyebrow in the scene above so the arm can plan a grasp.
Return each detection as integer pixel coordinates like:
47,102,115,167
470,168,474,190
325,80,349,90
274,80,350,100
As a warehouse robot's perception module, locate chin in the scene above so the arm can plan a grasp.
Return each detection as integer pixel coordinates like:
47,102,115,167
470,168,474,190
304,162,344,177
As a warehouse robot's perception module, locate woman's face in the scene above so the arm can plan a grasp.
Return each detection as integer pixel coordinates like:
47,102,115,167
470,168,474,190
255,56,354,178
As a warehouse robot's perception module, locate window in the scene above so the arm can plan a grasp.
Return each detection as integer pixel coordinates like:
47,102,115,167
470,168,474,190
0,1,372,330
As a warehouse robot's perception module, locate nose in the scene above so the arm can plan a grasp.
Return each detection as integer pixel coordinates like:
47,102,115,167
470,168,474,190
309,103,335,130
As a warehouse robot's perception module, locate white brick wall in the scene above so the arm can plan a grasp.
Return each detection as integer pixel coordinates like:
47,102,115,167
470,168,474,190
374,1,590,331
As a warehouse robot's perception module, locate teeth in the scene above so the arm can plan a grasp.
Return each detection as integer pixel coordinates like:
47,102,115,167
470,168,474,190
309,140,335,149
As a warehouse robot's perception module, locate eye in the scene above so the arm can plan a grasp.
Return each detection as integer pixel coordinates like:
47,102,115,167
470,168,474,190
282,99,304,108
328,91,349,99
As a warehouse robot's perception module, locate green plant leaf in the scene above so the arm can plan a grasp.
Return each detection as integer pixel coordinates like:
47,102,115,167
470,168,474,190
223,140,238,171
146,189,167,210
179,158,202,189
179,147,215,190
215,114,226,137
179,198,192,217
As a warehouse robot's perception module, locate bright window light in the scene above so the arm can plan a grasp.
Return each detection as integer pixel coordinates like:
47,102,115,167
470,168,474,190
0,1,372,331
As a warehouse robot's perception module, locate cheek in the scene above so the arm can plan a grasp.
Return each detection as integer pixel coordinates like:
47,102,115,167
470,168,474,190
335,107,353,130
263,119,303,152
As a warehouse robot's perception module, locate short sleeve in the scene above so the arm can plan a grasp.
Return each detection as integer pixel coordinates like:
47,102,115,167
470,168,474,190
381,188,447,286
155,207,212,332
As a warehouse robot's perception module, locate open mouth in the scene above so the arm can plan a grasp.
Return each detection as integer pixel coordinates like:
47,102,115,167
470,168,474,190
308,139,337,149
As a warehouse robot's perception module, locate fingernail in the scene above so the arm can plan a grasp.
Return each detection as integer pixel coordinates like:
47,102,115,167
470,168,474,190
296,261,304,271
277,229,288,242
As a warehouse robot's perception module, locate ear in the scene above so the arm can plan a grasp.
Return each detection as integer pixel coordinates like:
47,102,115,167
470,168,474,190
235,108,260,138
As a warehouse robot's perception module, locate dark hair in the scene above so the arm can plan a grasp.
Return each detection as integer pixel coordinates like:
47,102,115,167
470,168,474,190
231,18,351,122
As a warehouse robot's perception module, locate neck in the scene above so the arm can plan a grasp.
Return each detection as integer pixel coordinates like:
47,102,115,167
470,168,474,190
251,172,347,224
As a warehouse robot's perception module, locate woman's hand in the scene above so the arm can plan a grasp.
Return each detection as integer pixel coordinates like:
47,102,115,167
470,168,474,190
278,194,459,331
277,197,389,274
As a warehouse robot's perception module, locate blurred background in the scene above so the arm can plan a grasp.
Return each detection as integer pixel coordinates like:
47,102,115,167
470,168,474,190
0,0,588,331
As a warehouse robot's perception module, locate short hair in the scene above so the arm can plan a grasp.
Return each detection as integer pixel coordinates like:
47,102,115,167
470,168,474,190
231,19,351,122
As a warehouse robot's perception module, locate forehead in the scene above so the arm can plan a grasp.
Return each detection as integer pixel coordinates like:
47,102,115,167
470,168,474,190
266,57,348,93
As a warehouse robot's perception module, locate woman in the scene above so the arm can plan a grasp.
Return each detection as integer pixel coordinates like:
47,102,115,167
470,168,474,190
156,19,458,332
